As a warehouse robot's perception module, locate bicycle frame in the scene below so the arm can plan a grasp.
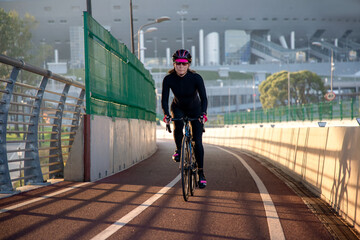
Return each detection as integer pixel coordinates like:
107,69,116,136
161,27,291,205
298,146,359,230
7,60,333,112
166,116,199,201
169,116,198,165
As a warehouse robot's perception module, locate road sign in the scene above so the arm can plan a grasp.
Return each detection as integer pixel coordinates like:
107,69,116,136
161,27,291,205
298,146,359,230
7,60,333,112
324,91,336,101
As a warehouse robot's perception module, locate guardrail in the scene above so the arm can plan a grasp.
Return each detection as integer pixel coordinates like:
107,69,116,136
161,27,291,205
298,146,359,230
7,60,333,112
224,98,359,125
0,54,85,192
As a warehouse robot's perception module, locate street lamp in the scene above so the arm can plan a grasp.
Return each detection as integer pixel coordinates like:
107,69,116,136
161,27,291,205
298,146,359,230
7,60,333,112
177,10,188,49
135,27,158,40
143,27,158,34
137,16,170,63
135,27,157,57
312,42,335,92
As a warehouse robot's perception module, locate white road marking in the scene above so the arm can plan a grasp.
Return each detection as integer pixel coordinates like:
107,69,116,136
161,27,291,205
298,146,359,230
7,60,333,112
90,174,181,240
2,147,284,239
0,182,90,214
217,146,286,240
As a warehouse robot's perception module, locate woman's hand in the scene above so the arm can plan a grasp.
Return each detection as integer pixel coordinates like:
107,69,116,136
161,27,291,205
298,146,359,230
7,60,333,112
199,114,207,124
163,115,171,124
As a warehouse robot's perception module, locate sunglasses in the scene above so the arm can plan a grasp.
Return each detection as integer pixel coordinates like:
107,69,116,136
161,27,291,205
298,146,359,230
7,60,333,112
175,62,189,66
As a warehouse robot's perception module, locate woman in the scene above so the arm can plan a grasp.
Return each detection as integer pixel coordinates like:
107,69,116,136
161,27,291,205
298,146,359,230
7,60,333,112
161,49,208,189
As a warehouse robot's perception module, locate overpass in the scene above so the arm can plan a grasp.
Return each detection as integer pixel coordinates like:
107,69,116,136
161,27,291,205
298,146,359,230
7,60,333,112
1,15,360,240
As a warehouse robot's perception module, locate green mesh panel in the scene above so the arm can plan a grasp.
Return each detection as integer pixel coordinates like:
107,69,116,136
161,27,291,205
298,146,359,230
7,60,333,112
223,99,359,125
84,12,156,121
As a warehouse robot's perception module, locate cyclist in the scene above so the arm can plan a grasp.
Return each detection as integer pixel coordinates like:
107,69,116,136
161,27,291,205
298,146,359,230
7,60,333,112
161,49,208,189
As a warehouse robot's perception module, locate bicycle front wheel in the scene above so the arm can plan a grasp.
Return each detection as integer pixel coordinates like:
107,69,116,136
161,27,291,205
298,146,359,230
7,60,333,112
190,143,196,196
181,136,190,201
190,169,196,196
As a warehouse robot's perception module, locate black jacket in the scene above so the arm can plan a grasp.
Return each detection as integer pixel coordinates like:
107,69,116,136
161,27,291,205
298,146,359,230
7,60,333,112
161,71,207,116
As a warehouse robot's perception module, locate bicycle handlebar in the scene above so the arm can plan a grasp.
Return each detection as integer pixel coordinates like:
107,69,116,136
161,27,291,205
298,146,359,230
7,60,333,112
171,117,199,122
165,116,205,133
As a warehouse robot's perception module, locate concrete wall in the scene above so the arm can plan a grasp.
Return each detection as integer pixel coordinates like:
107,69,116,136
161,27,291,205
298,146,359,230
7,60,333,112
64,119,84,182
198,126,360,232
65,115,157,182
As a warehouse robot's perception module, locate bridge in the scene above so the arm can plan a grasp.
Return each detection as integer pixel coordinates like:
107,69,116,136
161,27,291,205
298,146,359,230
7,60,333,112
1,13,360,240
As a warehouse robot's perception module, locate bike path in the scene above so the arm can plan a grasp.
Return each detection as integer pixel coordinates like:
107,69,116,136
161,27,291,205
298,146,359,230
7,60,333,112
0,140,337,239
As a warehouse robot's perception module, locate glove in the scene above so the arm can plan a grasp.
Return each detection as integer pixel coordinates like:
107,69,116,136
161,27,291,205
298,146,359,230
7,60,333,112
199,113,207,124
163,115,171,124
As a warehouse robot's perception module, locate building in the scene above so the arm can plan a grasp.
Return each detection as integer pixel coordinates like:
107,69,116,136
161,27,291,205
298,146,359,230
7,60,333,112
225,30,251,65
2,0,360,116
1,0,360,67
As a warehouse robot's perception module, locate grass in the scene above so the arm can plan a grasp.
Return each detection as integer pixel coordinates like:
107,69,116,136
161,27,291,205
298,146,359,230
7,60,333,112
6,133,25,141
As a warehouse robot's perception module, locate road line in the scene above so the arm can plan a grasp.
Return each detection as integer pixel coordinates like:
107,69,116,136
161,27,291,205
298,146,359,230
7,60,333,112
217,146,285,240
0,182,90,214
90,174,181,240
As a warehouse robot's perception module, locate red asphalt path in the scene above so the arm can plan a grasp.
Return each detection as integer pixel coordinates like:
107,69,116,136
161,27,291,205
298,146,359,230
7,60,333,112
0,140,334,240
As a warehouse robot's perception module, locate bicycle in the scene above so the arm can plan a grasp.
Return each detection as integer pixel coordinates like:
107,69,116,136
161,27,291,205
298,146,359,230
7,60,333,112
166,116,203,201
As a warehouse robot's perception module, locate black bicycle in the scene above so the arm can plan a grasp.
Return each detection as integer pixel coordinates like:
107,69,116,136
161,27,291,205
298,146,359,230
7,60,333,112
166,117,201,201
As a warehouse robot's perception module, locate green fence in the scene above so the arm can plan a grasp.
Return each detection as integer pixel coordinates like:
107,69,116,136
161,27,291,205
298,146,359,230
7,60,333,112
224,98,359,125
83,12,156,121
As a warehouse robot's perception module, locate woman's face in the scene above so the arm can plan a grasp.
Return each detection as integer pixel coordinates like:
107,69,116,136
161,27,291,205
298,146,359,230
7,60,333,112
173,61,189,77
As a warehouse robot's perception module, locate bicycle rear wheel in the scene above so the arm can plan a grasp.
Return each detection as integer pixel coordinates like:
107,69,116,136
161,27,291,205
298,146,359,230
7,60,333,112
181,136,190,201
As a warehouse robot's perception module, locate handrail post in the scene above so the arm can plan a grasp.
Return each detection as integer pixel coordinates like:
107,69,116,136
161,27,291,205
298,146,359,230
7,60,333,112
302,104,305,121
339,100,343,120
330,101,333,120
69,89,85,151
24,76,48,185
49,84,70,178
286,106,289,122
278,107,282,123
319,102,323,121
0,67,20,192
272,108,275,122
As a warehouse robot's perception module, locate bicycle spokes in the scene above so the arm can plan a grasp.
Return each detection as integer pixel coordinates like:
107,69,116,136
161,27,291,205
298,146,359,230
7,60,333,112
181,138,191,201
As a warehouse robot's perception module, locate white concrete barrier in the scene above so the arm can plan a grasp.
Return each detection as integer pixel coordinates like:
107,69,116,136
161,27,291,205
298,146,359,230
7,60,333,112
69,120,360,230
201,125,360,232
65,115,157,182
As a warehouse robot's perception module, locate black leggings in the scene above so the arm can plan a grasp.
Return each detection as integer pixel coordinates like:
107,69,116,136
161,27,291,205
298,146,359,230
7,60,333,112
173,118,204,169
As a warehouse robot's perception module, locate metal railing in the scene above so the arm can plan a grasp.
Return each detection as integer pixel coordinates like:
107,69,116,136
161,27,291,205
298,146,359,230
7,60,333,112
0,54,85,192
224,98,359,125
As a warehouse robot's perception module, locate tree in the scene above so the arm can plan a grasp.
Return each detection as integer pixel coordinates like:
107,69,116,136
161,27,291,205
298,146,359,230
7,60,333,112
0,9,35,57
1,9,53,136
0,9,53,78
259,70,327,109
